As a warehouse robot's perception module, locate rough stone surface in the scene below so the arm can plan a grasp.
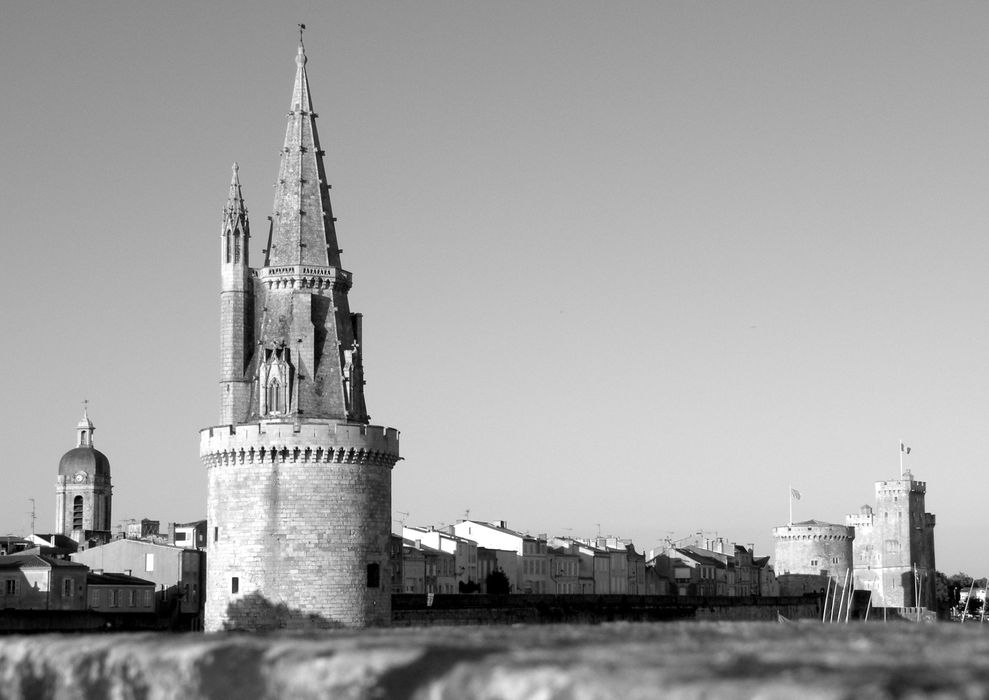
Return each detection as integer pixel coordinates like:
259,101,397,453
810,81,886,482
773,522,854,579
1,622,988,699
201,422,397,631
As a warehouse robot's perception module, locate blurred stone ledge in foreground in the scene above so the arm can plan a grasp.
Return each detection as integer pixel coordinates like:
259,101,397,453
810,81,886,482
3,622,989,699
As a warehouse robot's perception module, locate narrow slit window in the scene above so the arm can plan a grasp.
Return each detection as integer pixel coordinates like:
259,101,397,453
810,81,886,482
73,496,84,530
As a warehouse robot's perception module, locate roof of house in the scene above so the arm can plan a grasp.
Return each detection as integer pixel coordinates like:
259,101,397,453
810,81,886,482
676,546,733,567
401,538,451,556
0,536,31,545
87,572,155,586
461,520,535,540
30,534,79,551
0,554,88,570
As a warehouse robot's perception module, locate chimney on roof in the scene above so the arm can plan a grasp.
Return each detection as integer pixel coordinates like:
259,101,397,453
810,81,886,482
494,520,507,529
124,569,132,576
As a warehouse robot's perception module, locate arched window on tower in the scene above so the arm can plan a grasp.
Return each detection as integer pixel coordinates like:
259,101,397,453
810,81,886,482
225,230,231,263
267,379,282,414
73,496,83,530
234,232,241,263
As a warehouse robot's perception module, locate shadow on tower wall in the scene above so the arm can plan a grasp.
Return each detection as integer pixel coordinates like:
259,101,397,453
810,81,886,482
223,592,344,632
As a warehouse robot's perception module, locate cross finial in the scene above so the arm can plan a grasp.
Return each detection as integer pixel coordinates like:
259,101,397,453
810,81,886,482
298,23,306,45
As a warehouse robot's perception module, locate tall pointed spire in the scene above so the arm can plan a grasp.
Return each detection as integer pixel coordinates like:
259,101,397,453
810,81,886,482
265,35,340,269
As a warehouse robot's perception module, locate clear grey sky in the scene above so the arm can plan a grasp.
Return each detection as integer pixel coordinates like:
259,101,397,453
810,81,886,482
2,1,987,575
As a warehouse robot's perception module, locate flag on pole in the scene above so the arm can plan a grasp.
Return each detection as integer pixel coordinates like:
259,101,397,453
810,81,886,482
900,442,911,454
790,488,801,500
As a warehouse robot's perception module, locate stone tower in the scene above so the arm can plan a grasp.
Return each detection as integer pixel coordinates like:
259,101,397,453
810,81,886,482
772,520,854,580
772,520,854,597
55,408,112,547
200,36,400,631
846,471,936,609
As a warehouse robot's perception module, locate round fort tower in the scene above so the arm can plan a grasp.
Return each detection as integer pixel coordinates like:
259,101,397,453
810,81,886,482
772,520,854,580
201,37,400,631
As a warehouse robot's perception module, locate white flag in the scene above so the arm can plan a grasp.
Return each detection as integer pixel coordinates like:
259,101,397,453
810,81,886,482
791,488,801,500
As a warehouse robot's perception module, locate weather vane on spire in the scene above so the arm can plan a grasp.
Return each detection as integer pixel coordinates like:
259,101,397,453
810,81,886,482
299,23,306,45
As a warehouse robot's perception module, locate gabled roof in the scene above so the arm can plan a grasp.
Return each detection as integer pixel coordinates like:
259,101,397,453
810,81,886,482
462,520,529,539
0,554,87,570
174,520,207,528
676,546,733,567
87,572,155,586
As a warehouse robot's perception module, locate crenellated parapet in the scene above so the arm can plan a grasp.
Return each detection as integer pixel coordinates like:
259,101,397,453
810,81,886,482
772,524,854,542
200,420,399,468
256,264,352,293
876,475,926,496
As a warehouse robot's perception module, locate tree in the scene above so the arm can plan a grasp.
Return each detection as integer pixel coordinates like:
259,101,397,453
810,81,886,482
485,569,511,595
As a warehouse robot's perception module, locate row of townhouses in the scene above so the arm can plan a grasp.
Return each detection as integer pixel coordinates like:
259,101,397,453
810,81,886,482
392,520,781,598
0,534,205,630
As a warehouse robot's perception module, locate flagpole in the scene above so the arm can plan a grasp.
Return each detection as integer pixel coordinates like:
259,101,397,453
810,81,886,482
788,484,793,526
899,440,903,478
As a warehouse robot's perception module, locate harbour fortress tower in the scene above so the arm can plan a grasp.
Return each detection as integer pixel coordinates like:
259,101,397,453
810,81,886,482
200,37,400,631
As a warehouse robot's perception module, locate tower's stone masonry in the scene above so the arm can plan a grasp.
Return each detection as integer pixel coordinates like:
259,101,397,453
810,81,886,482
201,37,400,631
846,472,936,609
772,521,854,597
772,521,854,578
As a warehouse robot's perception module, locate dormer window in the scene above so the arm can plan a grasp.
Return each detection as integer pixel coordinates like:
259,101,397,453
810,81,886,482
258,346,293,416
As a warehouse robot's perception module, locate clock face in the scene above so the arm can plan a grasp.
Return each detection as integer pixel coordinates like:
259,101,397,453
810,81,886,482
74,471,86,483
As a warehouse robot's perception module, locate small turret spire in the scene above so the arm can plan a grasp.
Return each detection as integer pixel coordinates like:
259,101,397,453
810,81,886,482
76,401,95,448
222,162,250,266
225,163,246,216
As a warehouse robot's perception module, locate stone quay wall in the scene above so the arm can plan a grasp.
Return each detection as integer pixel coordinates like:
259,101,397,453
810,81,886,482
391,594,821,626
4,622,981,699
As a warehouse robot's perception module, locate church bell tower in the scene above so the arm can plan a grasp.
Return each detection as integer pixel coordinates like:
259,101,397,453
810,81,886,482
55,407,112,547
200,32,401,632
